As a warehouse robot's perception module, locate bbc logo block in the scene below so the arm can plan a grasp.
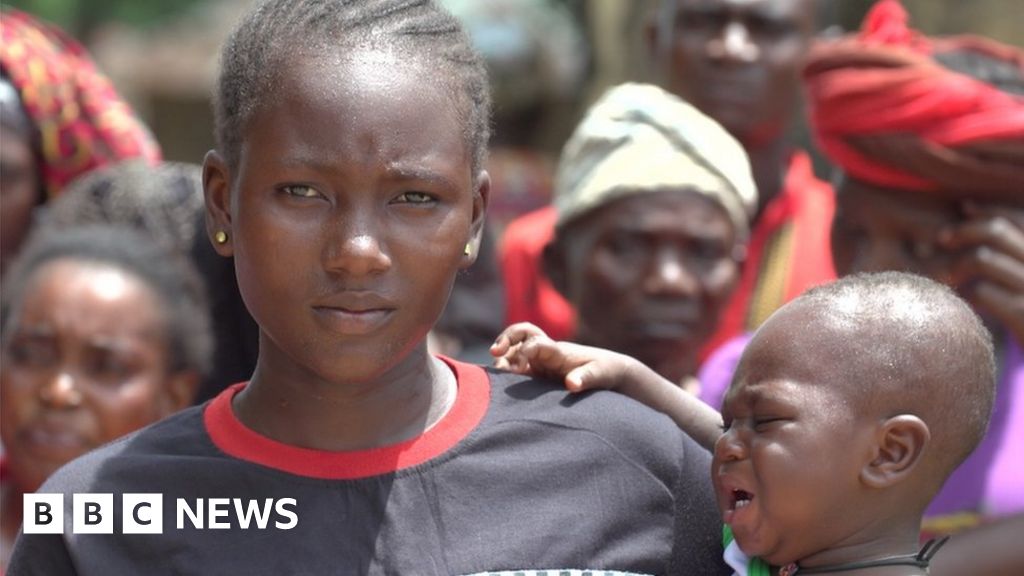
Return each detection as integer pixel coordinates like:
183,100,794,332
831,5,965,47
73,494,114,534
23,494,63,534
24,493,162,535
22,494,297,534
123,493,163,534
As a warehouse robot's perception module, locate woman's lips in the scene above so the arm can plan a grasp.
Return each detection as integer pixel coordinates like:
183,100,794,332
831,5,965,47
312,306,394,335
312,290,397,335
19,425,89,459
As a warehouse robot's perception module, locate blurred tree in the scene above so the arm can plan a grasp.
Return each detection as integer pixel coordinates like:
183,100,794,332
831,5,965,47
5,0,207,39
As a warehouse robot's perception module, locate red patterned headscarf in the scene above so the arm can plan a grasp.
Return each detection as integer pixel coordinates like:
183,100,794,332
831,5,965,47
803,0,1024,201
0,10,161,198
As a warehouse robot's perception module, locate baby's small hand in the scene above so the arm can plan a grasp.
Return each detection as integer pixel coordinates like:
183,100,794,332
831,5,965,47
490,322,548,373
490,323,641,393
492,324,722,450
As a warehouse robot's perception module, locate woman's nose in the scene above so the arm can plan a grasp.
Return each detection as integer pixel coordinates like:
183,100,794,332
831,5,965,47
38,371,83,409
322,220,392,277
644,248,699,297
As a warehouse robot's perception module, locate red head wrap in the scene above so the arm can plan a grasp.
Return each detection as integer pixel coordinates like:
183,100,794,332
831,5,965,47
0,10,161,198
803,0,1024,201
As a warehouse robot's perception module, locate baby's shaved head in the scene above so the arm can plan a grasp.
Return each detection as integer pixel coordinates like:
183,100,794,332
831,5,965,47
782,272,996,481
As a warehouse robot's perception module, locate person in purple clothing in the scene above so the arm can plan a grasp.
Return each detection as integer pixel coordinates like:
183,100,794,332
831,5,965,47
699,0,1024,536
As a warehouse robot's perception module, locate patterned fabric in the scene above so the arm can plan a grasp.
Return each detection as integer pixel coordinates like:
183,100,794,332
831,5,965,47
803,0,1024,200
0,9,160,198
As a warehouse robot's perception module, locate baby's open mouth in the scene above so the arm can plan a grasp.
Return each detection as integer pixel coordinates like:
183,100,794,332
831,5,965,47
732,489,753,510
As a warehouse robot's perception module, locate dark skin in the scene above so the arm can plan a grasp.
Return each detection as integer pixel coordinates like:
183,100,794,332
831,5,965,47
827,177,1024,574
715,302,930,571
203,47,488,452
930,513,1024,576
544,190,740,386
0,122,41,279
648,0,817,216
0,260,196,568
832,178,1024,347
492,299,939,575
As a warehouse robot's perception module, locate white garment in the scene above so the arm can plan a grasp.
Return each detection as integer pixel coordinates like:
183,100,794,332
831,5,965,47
724,539,754,576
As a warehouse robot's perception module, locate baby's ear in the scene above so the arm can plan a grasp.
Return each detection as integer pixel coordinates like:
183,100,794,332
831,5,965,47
860,415,930,489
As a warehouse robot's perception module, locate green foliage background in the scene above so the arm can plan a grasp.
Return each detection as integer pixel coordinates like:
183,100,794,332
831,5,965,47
3,0,206,37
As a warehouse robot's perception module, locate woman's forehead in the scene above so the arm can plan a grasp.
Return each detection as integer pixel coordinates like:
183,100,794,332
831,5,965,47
275,48,457,110
837,179,962,227
240,52,472,179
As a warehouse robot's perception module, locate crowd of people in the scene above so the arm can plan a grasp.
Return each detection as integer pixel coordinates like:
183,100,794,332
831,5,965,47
0,0,1021,574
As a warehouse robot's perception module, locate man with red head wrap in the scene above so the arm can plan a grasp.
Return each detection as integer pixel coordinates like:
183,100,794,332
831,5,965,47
804,0,1023,539
0,9,161,277
805,0,1023,199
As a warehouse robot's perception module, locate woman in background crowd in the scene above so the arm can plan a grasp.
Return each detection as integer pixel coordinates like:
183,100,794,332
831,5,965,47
542,82,756,393
0,226,211,569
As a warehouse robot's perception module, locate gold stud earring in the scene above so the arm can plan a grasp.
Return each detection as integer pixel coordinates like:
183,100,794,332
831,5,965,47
215,231,228,245
464,243,472,256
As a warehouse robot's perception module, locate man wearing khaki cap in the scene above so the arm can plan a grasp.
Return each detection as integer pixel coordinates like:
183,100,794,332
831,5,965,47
542,82,756,390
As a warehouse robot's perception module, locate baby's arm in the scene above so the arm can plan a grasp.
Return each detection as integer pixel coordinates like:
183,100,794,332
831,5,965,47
491,323,723,451
930,513,1024,576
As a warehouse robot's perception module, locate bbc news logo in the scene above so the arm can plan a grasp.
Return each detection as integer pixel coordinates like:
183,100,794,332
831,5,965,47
24,494,298,534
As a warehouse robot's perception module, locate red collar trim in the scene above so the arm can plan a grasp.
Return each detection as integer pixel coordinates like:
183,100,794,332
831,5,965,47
203,357,490,479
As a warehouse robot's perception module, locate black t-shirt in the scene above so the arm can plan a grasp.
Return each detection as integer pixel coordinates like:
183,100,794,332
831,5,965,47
9,360,727,575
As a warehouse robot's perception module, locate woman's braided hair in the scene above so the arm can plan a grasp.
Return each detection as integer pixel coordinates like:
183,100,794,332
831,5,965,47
214,0,492,177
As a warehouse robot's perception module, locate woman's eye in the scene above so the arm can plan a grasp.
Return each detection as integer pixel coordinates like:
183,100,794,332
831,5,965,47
6,338,56,368
605,233,645,257
394,191,436,204
749,17,795,39
692,240,729,262
85,351,134,383
281,185,321,199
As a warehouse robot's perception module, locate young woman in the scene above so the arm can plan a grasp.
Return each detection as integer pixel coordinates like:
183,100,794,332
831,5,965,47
7,2,727,574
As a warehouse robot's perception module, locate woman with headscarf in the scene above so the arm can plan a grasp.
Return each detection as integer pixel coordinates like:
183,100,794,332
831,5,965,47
0,226,211,569
0,9,160,280
541,82,757,393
